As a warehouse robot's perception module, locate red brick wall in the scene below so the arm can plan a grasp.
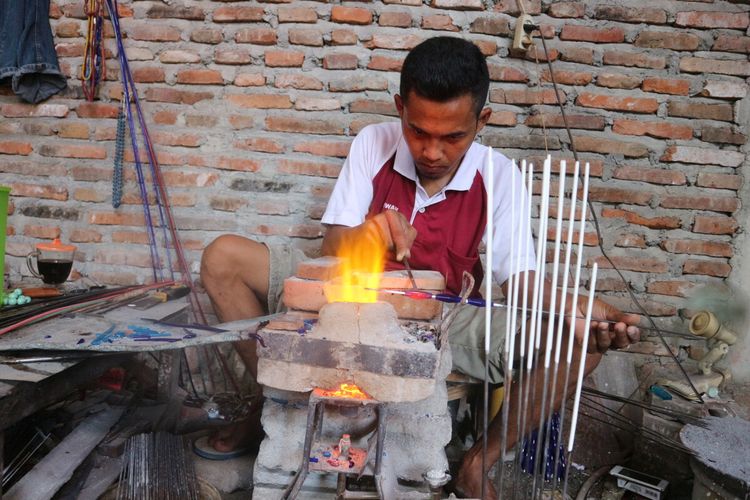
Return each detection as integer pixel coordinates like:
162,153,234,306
0,0,747,319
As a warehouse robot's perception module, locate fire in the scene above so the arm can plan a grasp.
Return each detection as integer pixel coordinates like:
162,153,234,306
319,383,370,400
324,222,385,303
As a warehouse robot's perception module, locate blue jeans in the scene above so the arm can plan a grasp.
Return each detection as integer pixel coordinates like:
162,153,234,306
0,0,66,103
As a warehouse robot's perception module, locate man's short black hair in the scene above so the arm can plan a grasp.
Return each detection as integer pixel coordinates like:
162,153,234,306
400,36,490,117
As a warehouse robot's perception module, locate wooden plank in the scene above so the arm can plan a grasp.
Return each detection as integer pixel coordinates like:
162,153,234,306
5,405,124,500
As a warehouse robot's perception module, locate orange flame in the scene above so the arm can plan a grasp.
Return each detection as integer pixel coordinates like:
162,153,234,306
319,383,370,400
324,223,385,303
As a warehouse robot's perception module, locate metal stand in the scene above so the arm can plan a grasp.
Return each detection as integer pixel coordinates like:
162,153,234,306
282,388,387,500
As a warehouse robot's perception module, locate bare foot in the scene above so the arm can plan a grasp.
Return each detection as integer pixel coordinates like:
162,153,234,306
455,447,497,500
208,406,263,452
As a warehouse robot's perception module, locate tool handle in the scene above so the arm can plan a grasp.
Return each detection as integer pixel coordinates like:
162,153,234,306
22,287,62,298
153,285,190,302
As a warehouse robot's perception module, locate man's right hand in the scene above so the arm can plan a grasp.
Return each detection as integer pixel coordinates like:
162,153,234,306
369,210,417,262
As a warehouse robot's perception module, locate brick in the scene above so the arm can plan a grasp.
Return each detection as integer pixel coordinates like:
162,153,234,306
588,187,652,205
523,45,559,62
596,278,628,292
540,69,592,86
94,249,153,268
491,88,565,105
661,145,744,167
493,0,541,15
560,25,624,43
265,50,305,67
71,166,111,181
213,6,265,22
634,31,701,51
661,239,732,258
548,2,585,18
191,28,223,44
73,187,105,202
234,73,266,87
642,78,690,96
278,6,317,23
329,75,388,92
367,55,404,72
700,81,747,100
487,110,517,127
601,208,681,229
278,159,341,177
331,6,372,25
209,196,247,212
660,195,738,213
422,14,458,31
469,17,510,35
204,157,258,173
132,66,165,83
615,233,646,248
593,5,666,24
487,64,529,82
546,228,599,246
577,93,658,113
574,136,649,158
380,11,412,27
701,125,746,145
55,20,81,37
235,27,276,45
486,134,559,150
613,166,686,186
58,122,89,139
349,99,398,116
561,47,593,64
712,35,750,54
647,281,697,298
474,40,498,56
274,74,323,90
145,88,213,105
151,131,203,148
680,57,750,77
289,29,323,46
70,229,102,243
294,140,352,157
683,259,730,278
525,113,605,130
295,97,341,111
667,101,733,121
430,0,483,10
2,103,69,118
215,49,252,65
228,115,255,129
596,73,641,89
24,225,61,239
296,257,343,281
331,29,357,45
9,183,67,201
693,215,737,235
185,115,217,128
147,5,205,20
226,94,292,109
159,50,201,63
111,231,150,244
675,11,749,29
162,171,220,187
93,125,117,140
370,33,422,50
266,116,344,135
613,120,692,140
0,141,32,155
252,223,323,239
234,137,284,154
128,25,181,42
323,53,358,70
91,271,139,287
39,143,106,159
603,51,666,69
592,255,668,274
176,69,223,85
56,42,84,57
696,173,742,191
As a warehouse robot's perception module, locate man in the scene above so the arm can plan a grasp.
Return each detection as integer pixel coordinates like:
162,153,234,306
201,36,641,498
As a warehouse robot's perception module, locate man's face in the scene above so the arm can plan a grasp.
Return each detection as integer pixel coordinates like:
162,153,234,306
395,91,490,187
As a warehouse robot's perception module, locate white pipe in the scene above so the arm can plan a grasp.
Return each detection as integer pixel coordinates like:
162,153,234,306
543,160,566,369
565,162,590,364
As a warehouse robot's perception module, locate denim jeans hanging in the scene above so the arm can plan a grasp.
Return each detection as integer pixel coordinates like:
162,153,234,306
0,0,67,103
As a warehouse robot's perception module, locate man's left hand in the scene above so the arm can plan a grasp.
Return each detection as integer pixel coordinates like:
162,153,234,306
574,297,641,353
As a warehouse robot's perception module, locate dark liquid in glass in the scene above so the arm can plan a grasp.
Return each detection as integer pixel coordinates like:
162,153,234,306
37,259,73,284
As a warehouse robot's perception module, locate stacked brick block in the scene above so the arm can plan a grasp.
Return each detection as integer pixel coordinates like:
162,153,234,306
0,0,746,327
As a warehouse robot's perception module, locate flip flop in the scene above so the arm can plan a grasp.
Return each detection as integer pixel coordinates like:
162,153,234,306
192,435,250,460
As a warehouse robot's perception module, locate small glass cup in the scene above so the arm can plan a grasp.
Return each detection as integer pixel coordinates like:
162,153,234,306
26,238,76,285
